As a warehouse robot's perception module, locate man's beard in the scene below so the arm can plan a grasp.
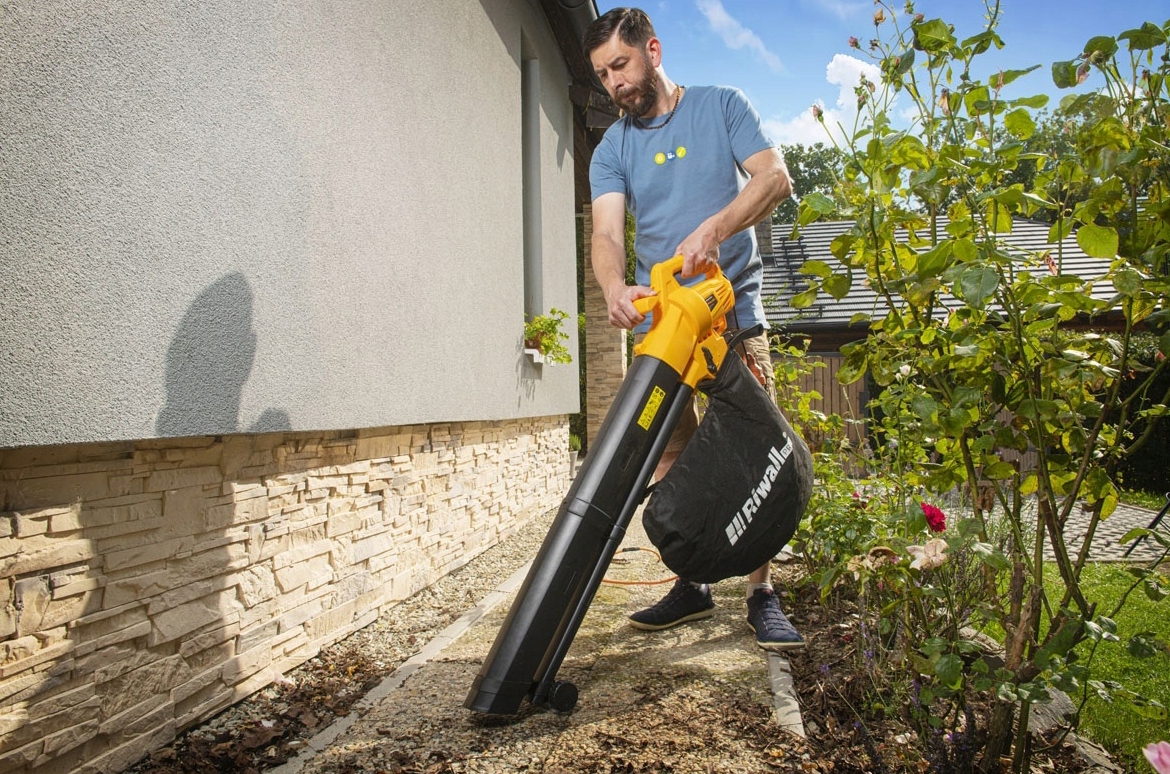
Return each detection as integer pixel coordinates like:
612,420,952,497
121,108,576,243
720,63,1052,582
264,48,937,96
615,56,658,118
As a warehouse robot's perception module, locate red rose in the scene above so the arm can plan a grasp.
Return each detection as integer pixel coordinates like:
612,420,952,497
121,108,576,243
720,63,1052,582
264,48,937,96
921,502,946,533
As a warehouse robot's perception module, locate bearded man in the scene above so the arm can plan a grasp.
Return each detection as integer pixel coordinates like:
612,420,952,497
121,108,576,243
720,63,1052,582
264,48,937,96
583,6,804,651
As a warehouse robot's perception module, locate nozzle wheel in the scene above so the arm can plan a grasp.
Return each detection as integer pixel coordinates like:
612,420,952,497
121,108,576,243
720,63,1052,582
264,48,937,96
548,681,578,713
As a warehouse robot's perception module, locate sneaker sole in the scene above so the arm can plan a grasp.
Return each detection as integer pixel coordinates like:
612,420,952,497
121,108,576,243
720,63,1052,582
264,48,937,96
747,623,806,652
628,607,715,631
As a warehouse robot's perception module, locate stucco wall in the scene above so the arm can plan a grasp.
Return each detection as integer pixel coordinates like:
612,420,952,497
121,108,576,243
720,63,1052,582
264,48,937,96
1,0,580,448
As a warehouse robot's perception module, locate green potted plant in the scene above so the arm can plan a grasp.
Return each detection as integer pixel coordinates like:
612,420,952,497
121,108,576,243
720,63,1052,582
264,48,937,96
568,432,581,474
523,307,573,365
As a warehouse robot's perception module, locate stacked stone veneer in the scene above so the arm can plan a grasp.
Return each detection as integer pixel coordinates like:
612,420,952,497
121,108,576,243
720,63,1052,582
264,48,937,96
0,417,570,774
582,204,629,446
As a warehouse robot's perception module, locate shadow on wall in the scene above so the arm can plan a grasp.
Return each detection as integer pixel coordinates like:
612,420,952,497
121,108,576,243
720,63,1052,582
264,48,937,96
156,272,291,436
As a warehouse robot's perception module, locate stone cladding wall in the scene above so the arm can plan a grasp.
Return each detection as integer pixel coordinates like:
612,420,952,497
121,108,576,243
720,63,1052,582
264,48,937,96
582,204,629,447
0,417,569,773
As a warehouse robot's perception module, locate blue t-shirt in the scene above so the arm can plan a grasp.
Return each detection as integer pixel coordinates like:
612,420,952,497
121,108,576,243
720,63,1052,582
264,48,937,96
589,85,775,333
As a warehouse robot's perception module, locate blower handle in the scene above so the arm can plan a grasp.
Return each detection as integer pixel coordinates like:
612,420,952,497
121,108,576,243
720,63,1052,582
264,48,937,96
631,255,723,322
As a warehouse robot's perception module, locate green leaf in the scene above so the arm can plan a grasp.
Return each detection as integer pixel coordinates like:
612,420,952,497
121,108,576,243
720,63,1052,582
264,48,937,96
1020,474,1038,496
964,85,990,117
984,201,1012,233
997,65,1041,88
836,342,868,384
790,287,818,309
1113,267,1143,295
1126,632,1163,659
1048,219,1073,242
1119,22,1168,51
824,272,852,300
830,233,856,260
984,461,1016,480
1077,224,1118,258
1159,330,1170,358
800,260,833,278
917,243,950,278
912,395,938,420
893,46,915,77
803,191,837,214
888,134,930,168
1052,60,1078,89
972,541,1012,571
914,19,956,52
958,265,1000,308
935,653,964,690
1003,109,1036,139
952,238,977,263
1010,94,1050,109
1083,35,1119,59
1122,695,1168,721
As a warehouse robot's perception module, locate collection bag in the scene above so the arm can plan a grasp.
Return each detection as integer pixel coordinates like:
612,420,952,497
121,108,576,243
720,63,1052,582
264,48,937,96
642,346,813,583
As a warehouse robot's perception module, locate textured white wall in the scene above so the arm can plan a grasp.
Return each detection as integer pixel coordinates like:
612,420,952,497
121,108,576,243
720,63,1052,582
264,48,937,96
0,0,580,447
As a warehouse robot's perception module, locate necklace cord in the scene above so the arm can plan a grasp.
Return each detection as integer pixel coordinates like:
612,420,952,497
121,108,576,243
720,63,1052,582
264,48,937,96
634,85,682,130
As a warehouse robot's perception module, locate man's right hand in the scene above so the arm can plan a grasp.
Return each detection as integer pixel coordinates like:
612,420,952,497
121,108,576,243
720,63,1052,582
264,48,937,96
606,284,657,329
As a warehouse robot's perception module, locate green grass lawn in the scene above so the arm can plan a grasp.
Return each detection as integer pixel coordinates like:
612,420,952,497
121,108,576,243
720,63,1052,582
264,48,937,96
1065,562,1170,772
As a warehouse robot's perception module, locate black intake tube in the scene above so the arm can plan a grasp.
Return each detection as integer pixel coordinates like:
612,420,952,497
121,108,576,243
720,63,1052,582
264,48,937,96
464,354,690,714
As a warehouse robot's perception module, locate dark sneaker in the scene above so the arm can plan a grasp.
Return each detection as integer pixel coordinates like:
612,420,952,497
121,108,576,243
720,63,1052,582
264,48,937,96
628,579,715,631
746,588,805,652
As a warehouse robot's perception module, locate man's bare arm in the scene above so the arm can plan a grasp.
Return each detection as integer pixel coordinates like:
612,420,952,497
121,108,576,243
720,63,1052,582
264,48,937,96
591,192,655,329
674,147,792,277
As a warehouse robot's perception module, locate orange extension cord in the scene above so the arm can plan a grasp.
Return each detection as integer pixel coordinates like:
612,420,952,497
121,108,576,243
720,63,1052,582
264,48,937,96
600,546,678,586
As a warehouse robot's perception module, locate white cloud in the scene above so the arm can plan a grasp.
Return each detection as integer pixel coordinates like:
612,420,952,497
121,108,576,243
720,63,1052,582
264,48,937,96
826,53,881,110
765,53,884,146
696,0,785,74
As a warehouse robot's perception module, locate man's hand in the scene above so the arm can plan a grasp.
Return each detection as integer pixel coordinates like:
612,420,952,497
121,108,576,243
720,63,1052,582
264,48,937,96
675,222,721,277
672,148,791,278
606,284,657,329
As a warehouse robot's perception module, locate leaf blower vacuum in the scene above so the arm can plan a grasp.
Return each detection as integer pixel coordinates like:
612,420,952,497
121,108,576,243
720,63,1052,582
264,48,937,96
464,256,735,715
464,255,813,716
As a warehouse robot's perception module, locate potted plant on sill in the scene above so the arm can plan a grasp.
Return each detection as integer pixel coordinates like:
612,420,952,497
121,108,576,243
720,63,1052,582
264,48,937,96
568,433,581,473
523,307,573,365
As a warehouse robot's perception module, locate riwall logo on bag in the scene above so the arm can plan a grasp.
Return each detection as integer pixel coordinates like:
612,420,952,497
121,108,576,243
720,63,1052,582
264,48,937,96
724,433,793,546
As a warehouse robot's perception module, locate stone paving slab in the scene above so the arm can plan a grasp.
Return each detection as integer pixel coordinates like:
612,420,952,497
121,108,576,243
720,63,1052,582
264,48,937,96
1022,500,1168,564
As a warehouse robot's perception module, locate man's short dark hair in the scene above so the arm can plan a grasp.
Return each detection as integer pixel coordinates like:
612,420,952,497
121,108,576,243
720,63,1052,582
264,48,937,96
583,7,656,58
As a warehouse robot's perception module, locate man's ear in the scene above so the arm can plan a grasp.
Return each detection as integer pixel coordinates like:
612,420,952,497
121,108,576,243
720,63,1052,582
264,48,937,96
646,37,662,68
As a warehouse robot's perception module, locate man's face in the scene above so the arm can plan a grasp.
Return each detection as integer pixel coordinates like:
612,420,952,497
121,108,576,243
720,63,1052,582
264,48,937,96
590,34,659,118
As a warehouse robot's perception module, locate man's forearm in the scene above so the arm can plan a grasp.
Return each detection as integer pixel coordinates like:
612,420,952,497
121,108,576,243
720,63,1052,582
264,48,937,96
706,161,791,244
591,232,629,301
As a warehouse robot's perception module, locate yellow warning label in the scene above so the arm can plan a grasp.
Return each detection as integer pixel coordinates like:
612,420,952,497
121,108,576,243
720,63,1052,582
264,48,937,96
637,386,666,430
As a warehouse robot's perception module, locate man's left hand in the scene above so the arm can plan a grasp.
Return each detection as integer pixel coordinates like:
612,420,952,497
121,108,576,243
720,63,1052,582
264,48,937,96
675,224,721,277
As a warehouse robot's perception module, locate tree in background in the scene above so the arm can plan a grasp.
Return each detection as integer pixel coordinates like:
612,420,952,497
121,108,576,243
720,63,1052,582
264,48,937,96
775,142,847,224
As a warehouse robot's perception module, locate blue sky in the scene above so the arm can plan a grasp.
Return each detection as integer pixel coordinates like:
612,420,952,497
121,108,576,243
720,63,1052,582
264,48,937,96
593,1,1167,146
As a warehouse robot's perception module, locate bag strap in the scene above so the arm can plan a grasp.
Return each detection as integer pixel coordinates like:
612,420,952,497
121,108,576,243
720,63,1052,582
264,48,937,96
725,324,764,352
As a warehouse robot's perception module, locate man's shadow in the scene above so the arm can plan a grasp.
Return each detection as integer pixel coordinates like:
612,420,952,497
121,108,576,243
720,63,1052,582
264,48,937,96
156,272,290,437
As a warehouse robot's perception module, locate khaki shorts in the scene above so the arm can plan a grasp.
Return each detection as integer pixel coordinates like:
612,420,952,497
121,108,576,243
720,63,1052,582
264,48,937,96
634,329,775,455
